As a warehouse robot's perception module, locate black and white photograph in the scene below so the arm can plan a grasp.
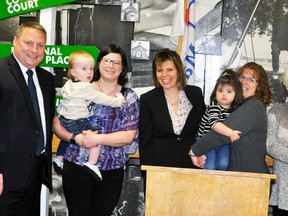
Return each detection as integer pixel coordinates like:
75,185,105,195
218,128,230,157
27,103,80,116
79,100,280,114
112,160,145,216
76,0,123,5
54,3,134,87
221,0,288,104
49,166,68,216
121,2,140,22
131,40,150,60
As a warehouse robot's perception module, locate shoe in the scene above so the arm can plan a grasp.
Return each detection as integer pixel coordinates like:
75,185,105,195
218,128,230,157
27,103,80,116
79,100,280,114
53,158,63,175
83,162,102,181
50,192,62,203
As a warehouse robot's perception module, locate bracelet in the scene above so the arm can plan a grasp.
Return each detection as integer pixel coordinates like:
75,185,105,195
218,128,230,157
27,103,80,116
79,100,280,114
188,151,196,157
70,133,77,144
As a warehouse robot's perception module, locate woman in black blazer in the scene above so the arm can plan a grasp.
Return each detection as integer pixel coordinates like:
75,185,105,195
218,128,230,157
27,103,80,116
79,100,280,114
139,49,205,168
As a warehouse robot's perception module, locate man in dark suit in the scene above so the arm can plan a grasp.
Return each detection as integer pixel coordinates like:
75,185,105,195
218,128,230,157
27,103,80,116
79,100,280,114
271,0,288,74
0,22,55,216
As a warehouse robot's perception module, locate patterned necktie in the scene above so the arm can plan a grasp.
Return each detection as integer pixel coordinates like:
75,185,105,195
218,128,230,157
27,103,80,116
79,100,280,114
26,69,44,155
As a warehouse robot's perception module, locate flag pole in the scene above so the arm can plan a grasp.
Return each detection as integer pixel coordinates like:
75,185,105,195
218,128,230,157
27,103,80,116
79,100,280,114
177,36,183,55
226,0,261,67
177,0,188,55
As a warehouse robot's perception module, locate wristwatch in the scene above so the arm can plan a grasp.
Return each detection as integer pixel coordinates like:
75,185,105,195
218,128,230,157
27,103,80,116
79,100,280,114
188,150,196,157
70,133,77,144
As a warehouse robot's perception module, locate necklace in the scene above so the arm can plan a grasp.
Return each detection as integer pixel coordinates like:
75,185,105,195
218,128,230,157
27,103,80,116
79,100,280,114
169,99,179,106
97,81,118,95
165,90,180,106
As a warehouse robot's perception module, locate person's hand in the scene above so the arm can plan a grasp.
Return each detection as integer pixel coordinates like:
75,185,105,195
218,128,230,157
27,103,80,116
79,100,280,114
197,155,206,168
0,173,3,196
81,130,99,148
116,93,126,108
230,130,241,142
188,149,206,168
75,133,84,145
120,99,126,108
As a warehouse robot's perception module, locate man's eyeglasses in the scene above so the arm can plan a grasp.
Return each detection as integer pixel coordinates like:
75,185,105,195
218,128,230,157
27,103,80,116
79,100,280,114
102,58,122,67
239,75,258,83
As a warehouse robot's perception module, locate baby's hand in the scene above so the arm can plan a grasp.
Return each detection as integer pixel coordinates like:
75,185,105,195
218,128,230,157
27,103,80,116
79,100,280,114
116,93,124,99
120,99,126,108
230,130,241,142
116,93,126,108
75,133,84,145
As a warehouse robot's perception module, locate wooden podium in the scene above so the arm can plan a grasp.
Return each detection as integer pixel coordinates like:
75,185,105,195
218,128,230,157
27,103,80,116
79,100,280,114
142,165,276,216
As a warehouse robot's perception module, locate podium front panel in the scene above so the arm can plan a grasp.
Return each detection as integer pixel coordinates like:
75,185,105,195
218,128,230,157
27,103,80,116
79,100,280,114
142,166,276,216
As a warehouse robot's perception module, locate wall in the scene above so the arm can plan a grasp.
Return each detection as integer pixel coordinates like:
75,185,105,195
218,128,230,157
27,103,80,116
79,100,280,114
1,1,286,215
39,2,287,215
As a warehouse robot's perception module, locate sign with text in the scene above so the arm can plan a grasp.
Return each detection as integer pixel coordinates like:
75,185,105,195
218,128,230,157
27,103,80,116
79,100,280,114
0,0,76,19
0,44,100,68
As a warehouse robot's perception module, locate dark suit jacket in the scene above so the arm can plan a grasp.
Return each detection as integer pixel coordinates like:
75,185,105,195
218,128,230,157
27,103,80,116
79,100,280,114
139,85,205,168
0,54,55,191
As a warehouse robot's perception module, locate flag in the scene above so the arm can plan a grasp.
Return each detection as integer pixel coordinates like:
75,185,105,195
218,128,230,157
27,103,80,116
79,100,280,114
170,0,196,85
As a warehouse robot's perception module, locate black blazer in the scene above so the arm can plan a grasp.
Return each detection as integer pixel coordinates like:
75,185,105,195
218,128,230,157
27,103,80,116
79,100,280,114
139,85,205,168
0,54,55,191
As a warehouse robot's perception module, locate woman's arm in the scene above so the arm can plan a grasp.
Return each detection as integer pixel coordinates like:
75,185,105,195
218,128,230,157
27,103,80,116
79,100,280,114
81,89,139,148
191,99,266,156
213,122,241,142
206,103,241,142
82,129,137,148
138,93,155,164
266,106,288,163
0,173,3,196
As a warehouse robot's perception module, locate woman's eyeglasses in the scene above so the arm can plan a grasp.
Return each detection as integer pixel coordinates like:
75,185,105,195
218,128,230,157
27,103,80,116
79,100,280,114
101,58,122,67
239,75,258,83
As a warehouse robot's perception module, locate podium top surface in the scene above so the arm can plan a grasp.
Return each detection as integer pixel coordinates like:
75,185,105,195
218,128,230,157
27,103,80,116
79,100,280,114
141,165,277,180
